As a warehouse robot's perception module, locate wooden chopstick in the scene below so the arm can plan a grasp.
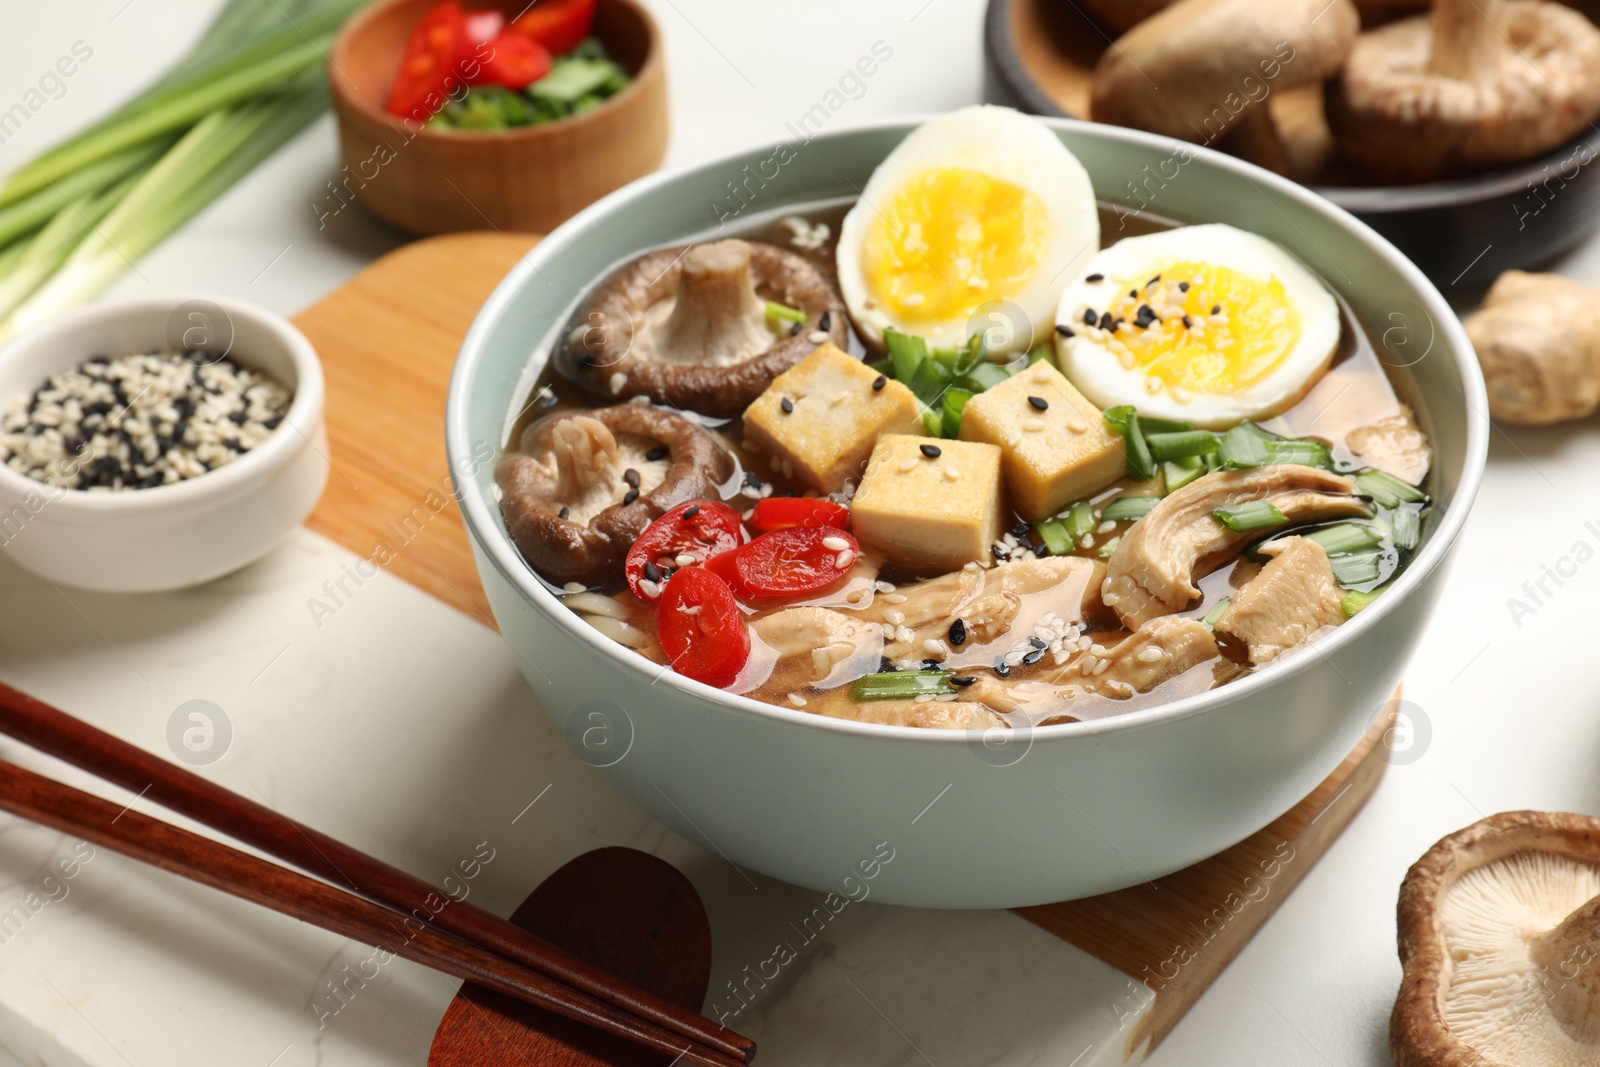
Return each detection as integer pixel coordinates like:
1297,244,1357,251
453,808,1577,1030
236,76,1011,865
0,755,744,1067
0,682,755,1065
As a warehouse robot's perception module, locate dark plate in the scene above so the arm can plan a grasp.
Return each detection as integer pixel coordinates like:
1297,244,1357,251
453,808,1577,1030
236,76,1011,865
983,0,1600,291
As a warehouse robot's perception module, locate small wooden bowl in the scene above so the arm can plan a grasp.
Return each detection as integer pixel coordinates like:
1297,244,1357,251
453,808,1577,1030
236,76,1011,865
328,0,668,236
982,0,1600,291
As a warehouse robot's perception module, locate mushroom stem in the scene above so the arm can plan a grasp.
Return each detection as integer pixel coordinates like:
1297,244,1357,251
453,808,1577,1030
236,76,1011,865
1223,107,1290,176
550,415,621,501
1530,891,1600,1043
1426,0,1503,79
658,240,773,367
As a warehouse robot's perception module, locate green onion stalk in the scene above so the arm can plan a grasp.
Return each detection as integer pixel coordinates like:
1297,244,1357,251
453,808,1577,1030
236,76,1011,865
0,0,367,342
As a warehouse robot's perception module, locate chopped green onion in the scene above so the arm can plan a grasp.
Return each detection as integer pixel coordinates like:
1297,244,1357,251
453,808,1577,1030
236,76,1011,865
1027,342,1052,365
905,356,952,410
1163,456,1206,493
530,57,627,104
850,670,954,701
1104,405,1156,482
1218,423,1273,468
1101,495,1160,522
1302,523,1383,555
953,334,986,375
1212,500,1288,532
867,357,892,376
1340,586,1385,617
922,409,943,437
1096,535,1121,560
885,328,928,383
1356,469,1427,508
1035,518,1073,556
1147,429,1219,461
959,361,1013,392
1265,438,1332,468
941,387,972,438
1202,597,1232,628
1063,499,1096,540
1330,550,1384,587
1391,508,1421,552
764,300,806,325
1137,416,1193,434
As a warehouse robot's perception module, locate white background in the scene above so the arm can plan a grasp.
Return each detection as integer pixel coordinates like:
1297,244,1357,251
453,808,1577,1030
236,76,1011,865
5,2,1600,1064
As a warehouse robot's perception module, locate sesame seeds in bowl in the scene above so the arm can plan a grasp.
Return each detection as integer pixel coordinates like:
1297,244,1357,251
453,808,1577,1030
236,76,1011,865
0,295,327,592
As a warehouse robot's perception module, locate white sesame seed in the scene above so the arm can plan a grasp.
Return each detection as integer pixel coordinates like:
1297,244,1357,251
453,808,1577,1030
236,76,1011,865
609,372,627,395
875,580,896,593
897,456,919,473
943,466,960,481
1137,646,1166,663
835,549,855,569
822,535,849,551
562,582,587,594
674,553,697,568
885,609,905,625
1092,658,1111,675
883,592,907,604
1097,520,1117,534
808,330,831,344
1021,418,1045,432
637,578,660,599
1079,533,1094,549
922,638,947,656
1082,655,1098,673
788,692,808,707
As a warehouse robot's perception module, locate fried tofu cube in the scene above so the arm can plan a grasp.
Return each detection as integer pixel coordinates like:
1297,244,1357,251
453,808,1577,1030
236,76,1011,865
959,360,1125,521
851,435,1005,574
742,343,922,493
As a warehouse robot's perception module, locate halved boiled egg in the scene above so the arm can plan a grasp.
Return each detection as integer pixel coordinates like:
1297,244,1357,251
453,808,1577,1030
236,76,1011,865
1054,224,1340,429
837,106,1098,356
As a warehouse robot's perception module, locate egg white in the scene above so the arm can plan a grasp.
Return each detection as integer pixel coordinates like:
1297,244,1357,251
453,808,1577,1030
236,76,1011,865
836,106,1099,355
1053,224,1340,429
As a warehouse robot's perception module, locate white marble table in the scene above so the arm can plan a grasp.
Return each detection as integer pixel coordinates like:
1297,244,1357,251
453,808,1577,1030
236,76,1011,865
5,2,1600,1064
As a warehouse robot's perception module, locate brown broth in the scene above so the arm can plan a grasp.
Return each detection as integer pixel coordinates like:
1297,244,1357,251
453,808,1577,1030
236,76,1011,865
505,200,1430,728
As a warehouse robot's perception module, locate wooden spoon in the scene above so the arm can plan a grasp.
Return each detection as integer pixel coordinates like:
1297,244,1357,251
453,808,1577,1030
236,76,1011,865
430,847,716,1065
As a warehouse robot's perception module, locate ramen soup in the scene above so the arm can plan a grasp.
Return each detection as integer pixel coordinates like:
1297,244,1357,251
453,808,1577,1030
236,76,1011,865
494,107,1431,732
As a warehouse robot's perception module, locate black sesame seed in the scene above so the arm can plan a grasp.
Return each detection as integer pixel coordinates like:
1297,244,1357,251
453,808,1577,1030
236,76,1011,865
623,467,641,488
645,445,669,461
1083,309,1097,326
622,488,640,505
781,397,794,414
1178,281,1190,292
1086,273,1103,282
1212,304,1222,315
991,544,1008,560
1134,305,1157,328
1111,317,1125,332
994,658,1011,678
1147,274,1161,286
1182,314,1193,328
1010,522,1031,537
559,506,571,519
227,409,248,425
744,472,763,489
1055,324,1074,338
1098,311,1114,331
1022,648,1046,666
949,619,967,646
1027,395,1049,412
643,560,660,581
879,657,898,673
682,505,700,518
950,675,976,688
1028,636,1047,650
919,443,942,459
790,322,804,336
872,374,887,391
921,658,941,670
819,310,831,331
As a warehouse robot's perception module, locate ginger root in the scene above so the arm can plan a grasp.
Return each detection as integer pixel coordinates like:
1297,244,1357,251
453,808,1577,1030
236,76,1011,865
1464,271,1600,425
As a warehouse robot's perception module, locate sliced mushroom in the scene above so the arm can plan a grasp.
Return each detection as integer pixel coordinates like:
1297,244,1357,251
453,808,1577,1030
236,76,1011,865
1089,0,1359,175
1102,465,1372,628
1213,536,1345,665
568,239,848,417
1345,401,1431,484
1084,0,1419,33
846,555,1105,665
1393,810,1600,1067
497,405,733,586
1328,0,1600,182
1463,270,1600,426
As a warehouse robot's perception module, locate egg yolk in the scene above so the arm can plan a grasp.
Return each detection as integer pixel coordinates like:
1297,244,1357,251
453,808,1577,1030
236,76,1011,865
862,167,1048,325
1105,262,1302,396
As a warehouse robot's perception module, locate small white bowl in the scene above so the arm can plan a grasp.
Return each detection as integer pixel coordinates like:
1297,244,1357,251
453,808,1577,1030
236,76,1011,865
0,295,328,592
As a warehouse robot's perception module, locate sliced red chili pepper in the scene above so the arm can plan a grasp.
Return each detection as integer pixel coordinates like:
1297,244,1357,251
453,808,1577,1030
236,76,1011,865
387,2,474,121
476,31,552,89
624,499,743,600
509,0,597,55
746,497,850,534
728,526,858,600
656,568,750,688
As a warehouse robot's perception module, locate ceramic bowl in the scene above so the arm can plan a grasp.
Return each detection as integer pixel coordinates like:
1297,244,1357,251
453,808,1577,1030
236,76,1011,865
447,116,1488,909
328,0,668,237
0,295,327,593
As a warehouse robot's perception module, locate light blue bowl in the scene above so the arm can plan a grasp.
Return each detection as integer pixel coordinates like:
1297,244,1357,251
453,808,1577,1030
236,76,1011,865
446,116,1488,908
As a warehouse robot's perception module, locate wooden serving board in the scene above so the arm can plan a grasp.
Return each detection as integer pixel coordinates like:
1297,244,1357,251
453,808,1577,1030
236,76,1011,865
292,232,1396,1061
